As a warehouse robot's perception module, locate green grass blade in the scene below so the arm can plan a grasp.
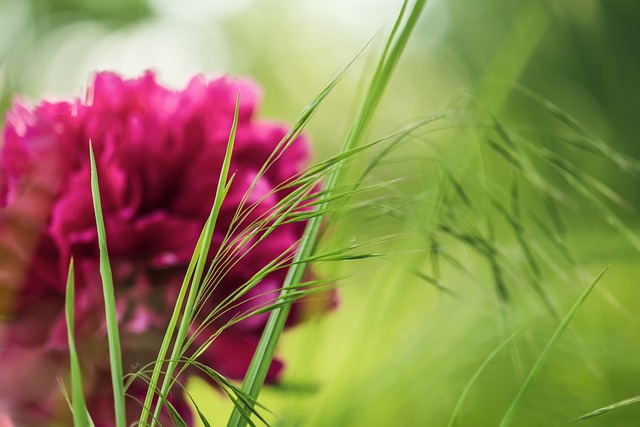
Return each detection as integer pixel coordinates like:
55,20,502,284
148,93,241,425
498,266,609,427
64,258,91,427
185,392,213,427
137,226,203,426
59,379,95,427
89,142,126,427
226,2,428,427
447,327,524,427
163,399,189,427
573,394,640,422
191,361,269,427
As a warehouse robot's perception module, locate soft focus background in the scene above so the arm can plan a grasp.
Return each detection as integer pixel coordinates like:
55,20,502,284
2,0,640,425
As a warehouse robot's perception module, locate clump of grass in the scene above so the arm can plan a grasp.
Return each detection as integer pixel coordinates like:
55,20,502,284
138,95,241,427
58,0,640,426
227,2,428,426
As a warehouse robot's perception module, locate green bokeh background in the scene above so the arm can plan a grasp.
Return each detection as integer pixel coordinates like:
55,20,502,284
1,0,640,426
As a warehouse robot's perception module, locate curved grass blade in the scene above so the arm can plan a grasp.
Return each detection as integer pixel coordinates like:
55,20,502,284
498,266,609,427
190,361,271,427
573,394,640,422
446,327,524,427
64,258,92,427
185,391,212,427
513,85,640,176
89,142,126,427
164,399,189,427
145,94,241,426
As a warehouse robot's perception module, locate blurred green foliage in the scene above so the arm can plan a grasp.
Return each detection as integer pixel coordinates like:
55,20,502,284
29,0,151,27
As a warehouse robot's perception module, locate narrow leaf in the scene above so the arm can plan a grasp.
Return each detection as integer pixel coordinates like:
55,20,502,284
498,266,609,427
573,394,640,422
64,258,91,427
89,142,126,427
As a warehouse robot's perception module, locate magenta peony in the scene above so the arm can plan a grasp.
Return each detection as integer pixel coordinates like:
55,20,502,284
0,71,325,426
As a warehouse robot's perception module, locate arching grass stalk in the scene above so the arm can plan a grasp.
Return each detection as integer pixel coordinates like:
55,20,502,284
226,1,428,426
446,327,524,427
137,95,241,427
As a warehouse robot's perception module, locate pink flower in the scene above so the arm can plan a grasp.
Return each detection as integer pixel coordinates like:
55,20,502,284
0,71,329,426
